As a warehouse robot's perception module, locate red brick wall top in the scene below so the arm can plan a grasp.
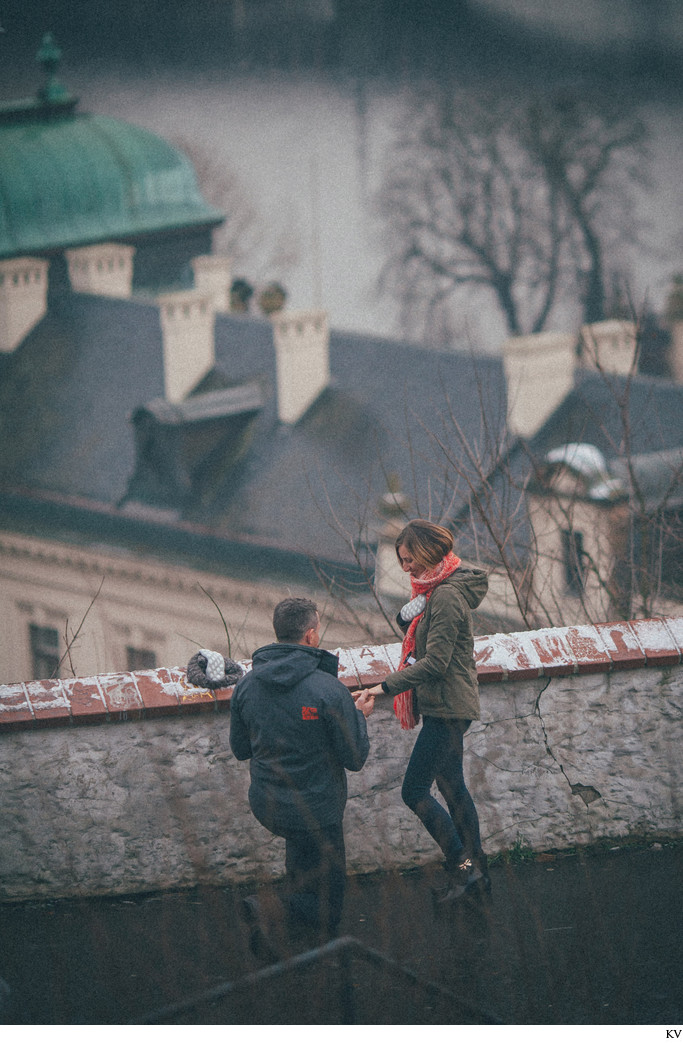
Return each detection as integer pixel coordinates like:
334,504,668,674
1,617,681,733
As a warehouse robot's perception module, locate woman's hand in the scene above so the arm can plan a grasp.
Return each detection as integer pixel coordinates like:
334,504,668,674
353,685,383,699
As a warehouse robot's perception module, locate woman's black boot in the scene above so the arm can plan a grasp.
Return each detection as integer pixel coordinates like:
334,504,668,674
474,851,492,895
434,856,489,906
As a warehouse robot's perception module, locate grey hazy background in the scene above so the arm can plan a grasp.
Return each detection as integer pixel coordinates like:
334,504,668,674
1,0,681,348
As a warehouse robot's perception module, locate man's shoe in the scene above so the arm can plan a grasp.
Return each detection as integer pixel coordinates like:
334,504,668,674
239,894,282,963
239,895,259,924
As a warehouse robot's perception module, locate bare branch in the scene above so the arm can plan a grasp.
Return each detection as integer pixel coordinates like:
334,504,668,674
378,86,650,344
54,577,106,679
197,583,233,658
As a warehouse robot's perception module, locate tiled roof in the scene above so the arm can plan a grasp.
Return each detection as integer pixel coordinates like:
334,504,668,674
0,294,165,503
529,370,683,459
3,283,680,578
0,290,508,569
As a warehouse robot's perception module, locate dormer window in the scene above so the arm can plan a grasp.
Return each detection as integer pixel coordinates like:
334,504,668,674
125,378,263,510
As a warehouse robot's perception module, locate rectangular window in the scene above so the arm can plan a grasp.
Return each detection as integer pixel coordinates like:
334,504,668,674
126,646,157,671
29,624,60,680
562,529,585,595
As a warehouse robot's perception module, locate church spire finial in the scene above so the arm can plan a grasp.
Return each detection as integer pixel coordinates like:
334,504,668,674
36,32,69,104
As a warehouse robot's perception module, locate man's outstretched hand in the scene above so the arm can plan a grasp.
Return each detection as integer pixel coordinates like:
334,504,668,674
352,689,376,718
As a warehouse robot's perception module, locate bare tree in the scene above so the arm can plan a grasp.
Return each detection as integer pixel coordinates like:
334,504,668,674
378,87,648,346
524,93,648,325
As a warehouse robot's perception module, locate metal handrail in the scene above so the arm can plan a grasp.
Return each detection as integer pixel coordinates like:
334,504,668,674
137,934,501,1025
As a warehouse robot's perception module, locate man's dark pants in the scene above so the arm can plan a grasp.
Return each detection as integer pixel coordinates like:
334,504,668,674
282,822,346,937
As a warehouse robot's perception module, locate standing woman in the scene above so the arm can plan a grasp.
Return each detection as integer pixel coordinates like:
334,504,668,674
362,519,490,902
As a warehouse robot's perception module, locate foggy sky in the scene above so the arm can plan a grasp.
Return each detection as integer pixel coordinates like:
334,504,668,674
1,0,681,346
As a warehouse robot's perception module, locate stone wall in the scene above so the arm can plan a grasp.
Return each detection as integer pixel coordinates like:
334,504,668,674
1,617,681,901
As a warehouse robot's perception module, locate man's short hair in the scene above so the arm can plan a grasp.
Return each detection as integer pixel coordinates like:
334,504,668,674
273,597,319,643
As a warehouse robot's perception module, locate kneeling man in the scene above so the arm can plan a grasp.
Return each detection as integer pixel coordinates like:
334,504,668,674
229,597,374,946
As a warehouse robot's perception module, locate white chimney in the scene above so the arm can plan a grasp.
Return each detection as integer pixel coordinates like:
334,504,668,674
157,290,216,403
502,331,577,439
665,277,683,384
0,256,49,353
579,320,637,376
65,242,135,298
191,255,232,313
669,320,683,384
271,308,330,424
374,489,412,600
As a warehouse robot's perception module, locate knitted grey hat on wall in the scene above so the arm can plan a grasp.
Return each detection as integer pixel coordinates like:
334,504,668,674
186,648,244,689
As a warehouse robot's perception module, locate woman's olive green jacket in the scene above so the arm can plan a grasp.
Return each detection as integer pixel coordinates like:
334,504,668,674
381,566,488,722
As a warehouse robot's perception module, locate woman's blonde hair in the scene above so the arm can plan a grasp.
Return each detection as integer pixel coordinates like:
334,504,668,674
395,519,454,570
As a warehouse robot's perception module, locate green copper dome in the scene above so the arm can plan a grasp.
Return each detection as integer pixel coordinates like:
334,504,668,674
0,37,223,260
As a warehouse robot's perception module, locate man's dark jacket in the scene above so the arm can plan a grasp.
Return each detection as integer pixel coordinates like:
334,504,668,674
229,643,370,836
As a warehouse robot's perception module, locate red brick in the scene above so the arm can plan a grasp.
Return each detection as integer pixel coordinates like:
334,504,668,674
68,677,108,724
335,648,361,690
171,664,217,713
136,669,182,717
476,665,506,684
25,678,72,726
383,643,404,672
0,683,35,731
628,618,681,667
344,645,394,688
99,673,145,721
530,629,576,677
563,625,612,675
593,621,646,670
484,632,543,681
660,616,683,658
178,679,216,714
0,708,35,731
474,637,505,683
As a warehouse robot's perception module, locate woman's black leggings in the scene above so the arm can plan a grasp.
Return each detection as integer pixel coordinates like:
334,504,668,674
401,715,483,869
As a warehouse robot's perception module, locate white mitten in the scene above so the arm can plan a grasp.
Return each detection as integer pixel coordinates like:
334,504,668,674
399,594,427,622
199,648,226,684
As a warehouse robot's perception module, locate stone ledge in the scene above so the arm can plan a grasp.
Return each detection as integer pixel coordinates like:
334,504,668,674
1,615,681,733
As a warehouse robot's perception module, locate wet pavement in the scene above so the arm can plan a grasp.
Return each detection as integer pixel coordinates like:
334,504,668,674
1,841,681,1025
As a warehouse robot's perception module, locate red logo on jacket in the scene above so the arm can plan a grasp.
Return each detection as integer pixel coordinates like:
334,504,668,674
301,706,319,720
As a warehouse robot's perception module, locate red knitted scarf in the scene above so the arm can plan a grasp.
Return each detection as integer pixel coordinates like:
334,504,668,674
394,550,461,730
